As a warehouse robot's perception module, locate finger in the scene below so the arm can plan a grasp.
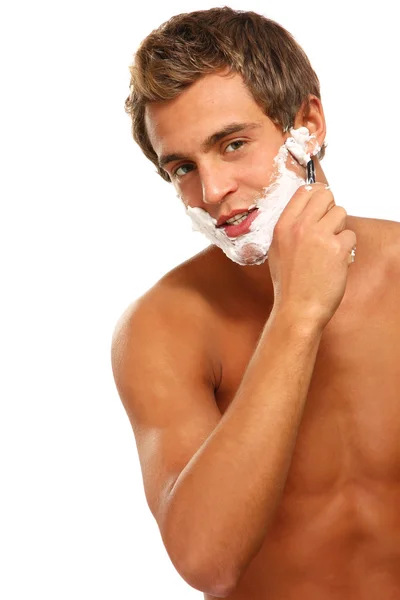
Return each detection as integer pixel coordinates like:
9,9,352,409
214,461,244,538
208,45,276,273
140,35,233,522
318,205,348,235
280,183,332,222
336,229,357,264
299,186,336,225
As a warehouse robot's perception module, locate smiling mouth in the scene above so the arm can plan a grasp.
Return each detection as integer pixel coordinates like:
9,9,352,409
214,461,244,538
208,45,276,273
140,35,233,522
217,206,258,228
218,208,260,238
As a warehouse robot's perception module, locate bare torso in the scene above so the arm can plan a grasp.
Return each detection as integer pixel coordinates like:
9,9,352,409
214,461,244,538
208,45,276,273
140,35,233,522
161,215,400,599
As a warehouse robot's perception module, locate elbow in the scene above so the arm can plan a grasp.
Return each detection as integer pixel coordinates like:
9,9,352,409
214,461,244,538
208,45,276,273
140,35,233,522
167,543,237,597
161,498,237,596
180,555,237,597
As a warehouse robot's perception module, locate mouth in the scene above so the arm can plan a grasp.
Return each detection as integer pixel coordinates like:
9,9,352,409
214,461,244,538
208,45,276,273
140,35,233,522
217,207,259,238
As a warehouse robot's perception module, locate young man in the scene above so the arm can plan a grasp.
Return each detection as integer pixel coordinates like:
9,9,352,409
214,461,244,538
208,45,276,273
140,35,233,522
111,7,400,599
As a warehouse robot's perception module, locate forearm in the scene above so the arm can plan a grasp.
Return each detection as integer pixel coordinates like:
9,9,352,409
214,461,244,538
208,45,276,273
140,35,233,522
164,307,323,591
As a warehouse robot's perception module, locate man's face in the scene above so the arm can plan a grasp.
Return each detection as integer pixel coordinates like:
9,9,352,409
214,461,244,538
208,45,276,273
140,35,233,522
145,71,287,218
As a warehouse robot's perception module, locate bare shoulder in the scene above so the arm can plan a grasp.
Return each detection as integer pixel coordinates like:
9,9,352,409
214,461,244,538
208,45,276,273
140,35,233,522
112,245,224,346
348,215,400,282
112,243,235,348
110,244,224,431
326,216,400,333
382,218,400,272
358,216,400,310
110,248,225,525
380,218,400,309
370,217,400,284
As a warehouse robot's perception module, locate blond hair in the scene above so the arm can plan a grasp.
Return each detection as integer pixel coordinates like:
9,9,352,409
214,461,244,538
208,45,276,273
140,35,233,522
125,6,326,182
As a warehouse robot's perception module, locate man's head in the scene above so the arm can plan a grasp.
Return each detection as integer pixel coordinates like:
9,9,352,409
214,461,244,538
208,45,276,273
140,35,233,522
125,6,326,181
125,7,327,266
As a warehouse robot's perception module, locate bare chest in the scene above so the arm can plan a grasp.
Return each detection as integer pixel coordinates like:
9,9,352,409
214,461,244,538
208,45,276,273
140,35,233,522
215,263,400,492
210,263,400,597
215,258,399,502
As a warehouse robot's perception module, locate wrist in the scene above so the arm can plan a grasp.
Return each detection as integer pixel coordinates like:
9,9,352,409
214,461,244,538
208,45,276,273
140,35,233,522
269,302,325,339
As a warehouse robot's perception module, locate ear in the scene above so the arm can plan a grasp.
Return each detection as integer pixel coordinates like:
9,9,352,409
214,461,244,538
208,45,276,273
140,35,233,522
293,95,326,156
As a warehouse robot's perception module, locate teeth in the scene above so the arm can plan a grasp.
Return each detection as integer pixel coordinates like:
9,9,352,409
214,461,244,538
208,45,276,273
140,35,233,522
226,211,249,225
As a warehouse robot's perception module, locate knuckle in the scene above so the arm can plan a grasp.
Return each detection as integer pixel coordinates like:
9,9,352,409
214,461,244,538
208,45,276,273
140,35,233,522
329,237,342,256
320,188,335,203
312,185,334,200
297,184,312,194
334,205,347,217
314,229,330,248
293,218,307,240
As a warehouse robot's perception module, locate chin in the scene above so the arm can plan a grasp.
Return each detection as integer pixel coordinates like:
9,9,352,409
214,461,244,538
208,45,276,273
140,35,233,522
229,243,269,266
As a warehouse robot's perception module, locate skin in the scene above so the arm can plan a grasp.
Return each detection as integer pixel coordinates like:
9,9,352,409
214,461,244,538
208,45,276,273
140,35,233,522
145,69,329,288
118,71,400,599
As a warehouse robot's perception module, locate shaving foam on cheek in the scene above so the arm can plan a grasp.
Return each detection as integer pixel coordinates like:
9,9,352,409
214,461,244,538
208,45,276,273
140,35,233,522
284,127,321,168
186,126,320,266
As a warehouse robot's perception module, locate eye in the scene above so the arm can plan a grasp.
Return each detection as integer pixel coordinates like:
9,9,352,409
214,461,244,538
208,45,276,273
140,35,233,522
173,164,195,178
225,140,246,153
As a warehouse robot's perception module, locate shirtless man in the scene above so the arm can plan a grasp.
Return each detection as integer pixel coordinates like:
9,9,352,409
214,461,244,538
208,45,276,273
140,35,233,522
111,7,400,599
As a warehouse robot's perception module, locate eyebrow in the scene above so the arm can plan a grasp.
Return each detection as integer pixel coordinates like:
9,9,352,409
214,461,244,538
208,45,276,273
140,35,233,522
158,121,262,170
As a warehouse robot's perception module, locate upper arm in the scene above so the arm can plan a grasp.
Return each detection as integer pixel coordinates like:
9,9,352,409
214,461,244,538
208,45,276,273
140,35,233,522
111,287,222,535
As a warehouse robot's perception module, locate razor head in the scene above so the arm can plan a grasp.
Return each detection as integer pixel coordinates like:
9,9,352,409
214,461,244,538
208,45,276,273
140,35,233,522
306,159,316,185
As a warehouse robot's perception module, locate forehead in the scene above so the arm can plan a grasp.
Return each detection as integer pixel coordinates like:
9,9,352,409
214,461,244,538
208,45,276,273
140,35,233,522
145,72,269,157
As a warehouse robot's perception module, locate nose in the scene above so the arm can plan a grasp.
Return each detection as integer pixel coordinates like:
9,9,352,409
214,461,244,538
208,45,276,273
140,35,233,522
200,162,238,205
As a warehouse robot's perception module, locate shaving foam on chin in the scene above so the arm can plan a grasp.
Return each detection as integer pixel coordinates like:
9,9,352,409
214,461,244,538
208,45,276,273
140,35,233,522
186,126,321,266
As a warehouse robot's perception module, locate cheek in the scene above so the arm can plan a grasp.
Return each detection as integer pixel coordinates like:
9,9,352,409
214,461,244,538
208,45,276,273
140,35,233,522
173,176,204,209
239,147,281,189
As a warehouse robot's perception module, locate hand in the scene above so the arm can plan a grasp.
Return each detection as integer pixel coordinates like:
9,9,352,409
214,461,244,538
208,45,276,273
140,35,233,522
268,183,357,331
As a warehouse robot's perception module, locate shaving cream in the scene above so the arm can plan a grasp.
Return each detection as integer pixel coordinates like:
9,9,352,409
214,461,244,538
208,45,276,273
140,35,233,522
185,126,321,266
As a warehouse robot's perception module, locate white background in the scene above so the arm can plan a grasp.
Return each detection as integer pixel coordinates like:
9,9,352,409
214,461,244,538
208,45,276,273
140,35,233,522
1,0,398,598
